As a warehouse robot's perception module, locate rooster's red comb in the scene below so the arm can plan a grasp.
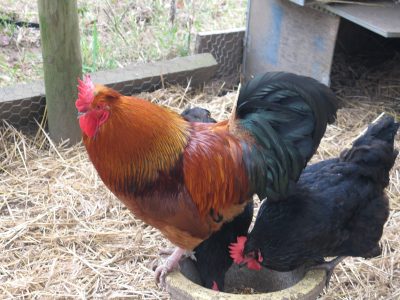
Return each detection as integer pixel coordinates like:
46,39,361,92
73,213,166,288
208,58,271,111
229,236,247,264
75,75,95,112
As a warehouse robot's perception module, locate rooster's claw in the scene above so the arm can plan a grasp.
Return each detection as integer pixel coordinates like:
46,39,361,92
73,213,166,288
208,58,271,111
154,247,185,289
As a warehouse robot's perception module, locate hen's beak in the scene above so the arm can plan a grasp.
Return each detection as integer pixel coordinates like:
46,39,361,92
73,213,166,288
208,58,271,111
77,111,86,118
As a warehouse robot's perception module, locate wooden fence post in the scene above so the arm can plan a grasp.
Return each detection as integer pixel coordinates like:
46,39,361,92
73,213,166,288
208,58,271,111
38,0,82,144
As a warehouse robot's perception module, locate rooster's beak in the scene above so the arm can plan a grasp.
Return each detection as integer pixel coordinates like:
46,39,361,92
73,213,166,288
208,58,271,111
77,111,86,118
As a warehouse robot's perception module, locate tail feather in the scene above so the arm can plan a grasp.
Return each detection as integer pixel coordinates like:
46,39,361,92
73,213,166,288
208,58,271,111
237,72,338,200
340,114,399,187
352,114,399,147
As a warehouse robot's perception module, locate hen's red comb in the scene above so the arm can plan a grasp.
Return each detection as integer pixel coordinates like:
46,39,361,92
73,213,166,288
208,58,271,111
229,236,247,264
229,236,263,271
211,281,219,291
75,75,95,112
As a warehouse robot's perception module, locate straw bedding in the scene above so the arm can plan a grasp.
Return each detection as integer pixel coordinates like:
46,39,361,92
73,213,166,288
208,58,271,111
1,57,399,299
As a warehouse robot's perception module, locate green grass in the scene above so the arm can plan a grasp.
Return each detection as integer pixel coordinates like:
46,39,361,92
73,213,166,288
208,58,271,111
77,0,247,68
0,0,247,86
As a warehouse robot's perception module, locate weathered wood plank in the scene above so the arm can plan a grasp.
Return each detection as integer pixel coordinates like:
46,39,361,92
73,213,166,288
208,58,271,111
323,1,400,38
243,0,339,85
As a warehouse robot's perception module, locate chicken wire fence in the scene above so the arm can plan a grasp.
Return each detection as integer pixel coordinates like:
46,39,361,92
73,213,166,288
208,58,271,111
0,29,244,133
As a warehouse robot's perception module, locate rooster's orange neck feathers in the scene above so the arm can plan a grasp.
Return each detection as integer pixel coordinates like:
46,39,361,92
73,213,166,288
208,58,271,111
82,93,190,194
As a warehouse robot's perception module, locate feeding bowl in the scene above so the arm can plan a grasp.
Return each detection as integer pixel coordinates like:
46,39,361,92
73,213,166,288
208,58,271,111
166,258,326,300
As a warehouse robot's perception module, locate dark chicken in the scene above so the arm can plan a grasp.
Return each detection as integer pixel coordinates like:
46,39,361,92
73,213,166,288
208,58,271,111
181,107,216,123
76,72,337,285
194,201,254,291
231,115,398,285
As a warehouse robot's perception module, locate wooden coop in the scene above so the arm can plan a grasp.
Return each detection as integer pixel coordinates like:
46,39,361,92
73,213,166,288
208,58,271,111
0,0,399,141
243,0,400,85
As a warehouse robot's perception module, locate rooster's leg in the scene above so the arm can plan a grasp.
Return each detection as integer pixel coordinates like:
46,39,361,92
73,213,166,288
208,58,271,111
159,247,196,260
159,248,175,256
154,247,185,288
310,256,346,288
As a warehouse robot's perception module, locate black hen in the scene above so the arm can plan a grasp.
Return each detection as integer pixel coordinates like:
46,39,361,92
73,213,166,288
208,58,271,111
193,201,253,291
234,115,398,283
181,107,216,123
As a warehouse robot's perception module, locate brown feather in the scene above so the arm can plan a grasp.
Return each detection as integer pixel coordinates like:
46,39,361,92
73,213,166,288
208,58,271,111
183,122,250,217
84,85,190,193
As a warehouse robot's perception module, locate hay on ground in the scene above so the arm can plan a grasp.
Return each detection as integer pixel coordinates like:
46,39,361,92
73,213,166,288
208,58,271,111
1,55,400,298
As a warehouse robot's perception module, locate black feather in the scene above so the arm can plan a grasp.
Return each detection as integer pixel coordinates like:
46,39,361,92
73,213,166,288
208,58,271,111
181,107,217,123
243,116,398,271
237,72,338,200
193,201,254,290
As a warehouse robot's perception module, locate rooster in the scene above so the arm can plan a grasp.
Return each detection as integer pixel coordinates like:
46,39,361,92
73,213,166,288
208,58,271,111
230,115,398,287
75,72,337,285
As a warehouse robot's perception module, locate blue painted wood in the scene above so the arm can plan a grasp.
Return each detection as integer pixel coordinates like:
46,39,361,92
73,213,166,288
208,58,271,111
243,0,339,85
264,3,283,66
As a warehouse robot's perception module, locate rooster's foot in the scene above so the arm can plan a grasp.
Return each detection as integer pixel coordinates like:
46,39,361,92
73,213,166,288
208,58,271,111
154,247,185,288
